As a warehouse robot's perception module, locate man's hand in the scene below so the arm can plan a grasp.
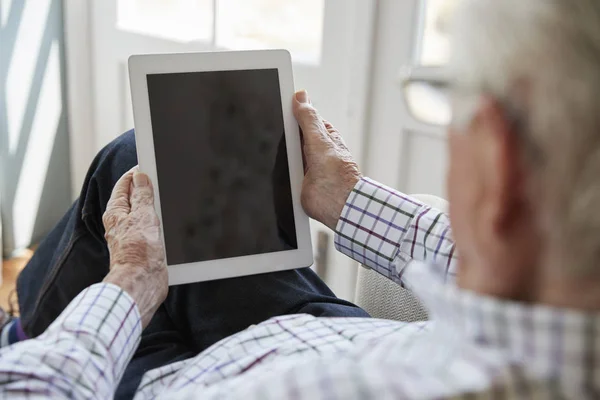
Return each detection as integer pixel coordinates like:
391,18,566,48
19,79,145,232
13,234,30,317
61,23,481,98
293,90,362,231
102,167,168,328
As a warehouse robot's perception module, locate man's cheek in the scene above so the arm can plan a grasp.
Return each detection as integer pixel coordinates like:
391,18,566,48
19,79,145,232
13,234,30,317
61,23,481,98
446,136,465,204
447,136,477,246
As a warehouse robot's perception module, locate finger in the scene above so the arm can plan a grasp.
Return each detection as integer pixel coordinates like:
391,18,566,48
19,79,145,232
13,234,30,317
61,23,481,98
322,119,335,132
321,119,347,148
130,171,155,211
106,167,137,217
293,90,330,147
322,119,340,140
321,119,340,137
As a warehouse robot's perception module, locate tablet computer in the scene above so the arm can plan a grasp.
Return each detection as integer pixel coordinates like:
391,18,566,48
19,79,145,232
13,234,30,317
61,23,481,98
128,50,313,285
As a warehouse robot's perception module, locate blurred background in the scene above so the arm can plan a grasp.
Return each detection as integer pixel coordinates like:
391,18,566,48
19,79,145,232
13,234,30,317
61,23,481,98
0,0,457,302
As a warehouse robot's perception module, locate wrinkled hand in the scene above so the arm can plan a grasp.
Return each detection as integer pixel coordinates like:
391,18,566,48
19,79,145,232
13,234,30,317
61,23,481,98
102,167,168,328
293,90,362,230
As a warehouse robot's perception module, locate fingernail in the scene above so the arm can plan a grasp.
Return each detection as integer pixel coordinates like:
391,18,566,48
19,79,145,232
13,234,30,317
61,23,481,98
296,90,309,103
133,171,149,187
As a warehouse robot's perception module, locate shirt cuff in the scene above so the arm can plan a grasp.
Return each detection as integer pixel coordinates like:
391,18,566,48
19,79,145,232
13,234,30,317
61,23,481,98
334,177,424,279
44,283,142,380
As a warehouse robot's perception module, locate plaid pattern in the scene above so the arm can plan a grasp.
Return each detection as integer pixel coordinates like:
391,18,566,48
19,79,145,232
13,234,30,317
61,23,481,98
335,177,457,286
0,283,141,398
0,177,599,399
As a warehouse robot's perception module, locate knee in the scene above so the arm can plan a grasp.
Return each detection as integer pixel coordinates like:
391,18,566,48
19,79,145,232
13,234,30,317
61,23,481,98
96,129,138,183
80,130,139,217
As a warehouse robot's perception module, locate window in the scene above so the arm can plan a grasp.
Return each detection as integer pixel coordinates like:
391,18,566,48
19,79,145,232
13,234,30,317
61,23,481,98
117,0,324,63
418,0,456,66
117,0,214,43
216,0,323,64
403,0,460,126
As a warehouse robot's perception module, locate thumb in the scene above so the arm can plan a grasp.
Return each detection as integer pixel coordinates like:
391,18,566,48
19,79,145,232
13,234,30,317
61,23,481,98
293,90,329,146
130,171,155,211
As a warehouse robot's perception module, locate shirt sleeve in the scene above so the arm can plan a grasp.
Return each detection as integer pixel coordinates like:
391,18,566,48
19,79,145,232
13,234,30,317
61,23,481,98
0,283,142,399
335,177,457,286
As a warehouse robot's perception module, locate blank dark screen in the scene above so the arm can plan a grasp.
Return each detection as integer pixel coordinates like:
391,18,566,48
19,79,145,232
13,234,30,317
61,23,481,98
146,69,298,266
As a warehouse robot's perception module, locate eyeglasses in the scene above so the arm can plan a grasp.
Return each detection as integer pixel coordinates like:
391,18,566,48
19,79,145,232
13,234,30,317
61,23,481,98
400,67,543,163
398,66,452,127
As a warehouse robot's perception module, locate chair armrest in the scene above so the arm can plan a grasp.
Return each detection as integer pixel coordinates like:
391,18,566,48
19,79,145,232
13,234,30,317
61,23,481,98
353,194,448,321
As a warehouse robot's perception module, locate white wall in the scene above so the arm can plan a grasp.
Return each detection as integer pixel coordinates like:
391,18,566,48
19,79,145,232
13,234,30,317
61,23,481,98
0,0,72,255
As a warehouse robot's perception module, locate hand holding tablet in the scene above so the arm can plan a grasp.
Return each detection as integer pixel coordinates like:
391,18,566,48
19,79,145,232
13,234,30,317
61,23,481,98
291,92,362,231
129,50,312,285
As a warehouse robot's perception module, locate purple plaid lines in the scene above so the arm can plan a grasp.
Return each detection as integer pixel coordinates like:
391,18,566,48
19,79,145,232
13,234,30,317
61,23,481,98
0,284,141,398
0,177,599,399
335,177,457,284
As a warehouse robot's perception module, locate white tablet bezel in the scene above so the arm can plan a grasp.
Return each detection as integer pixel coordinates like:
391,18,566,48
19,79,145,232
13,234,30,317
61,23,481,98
128,50,313,285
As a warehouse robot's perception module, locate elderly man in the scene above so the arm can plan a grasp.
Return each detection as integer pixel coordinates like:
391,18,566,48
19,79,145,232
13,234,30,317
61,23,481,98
1,0,599,398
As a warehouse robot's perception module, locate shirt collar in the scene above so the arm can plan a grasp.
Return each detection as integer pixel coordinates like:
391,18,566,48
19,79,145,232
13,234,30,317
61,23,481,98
406,262,600,389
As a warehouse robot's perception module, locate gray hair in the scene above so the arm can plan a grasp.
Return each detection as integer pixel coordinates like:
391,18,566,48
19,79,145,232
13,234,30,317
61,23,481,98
450,0,600,274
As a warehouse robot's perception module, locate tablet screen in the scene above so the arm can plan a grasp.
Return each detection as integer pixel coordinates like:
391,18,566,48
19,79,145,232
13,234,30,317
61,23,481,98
146,69,298,266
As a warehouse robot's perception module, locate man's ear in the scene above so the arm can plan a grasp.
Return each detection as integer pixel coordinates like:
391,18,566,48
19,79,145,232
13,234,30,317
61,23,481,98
474,97,524,235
